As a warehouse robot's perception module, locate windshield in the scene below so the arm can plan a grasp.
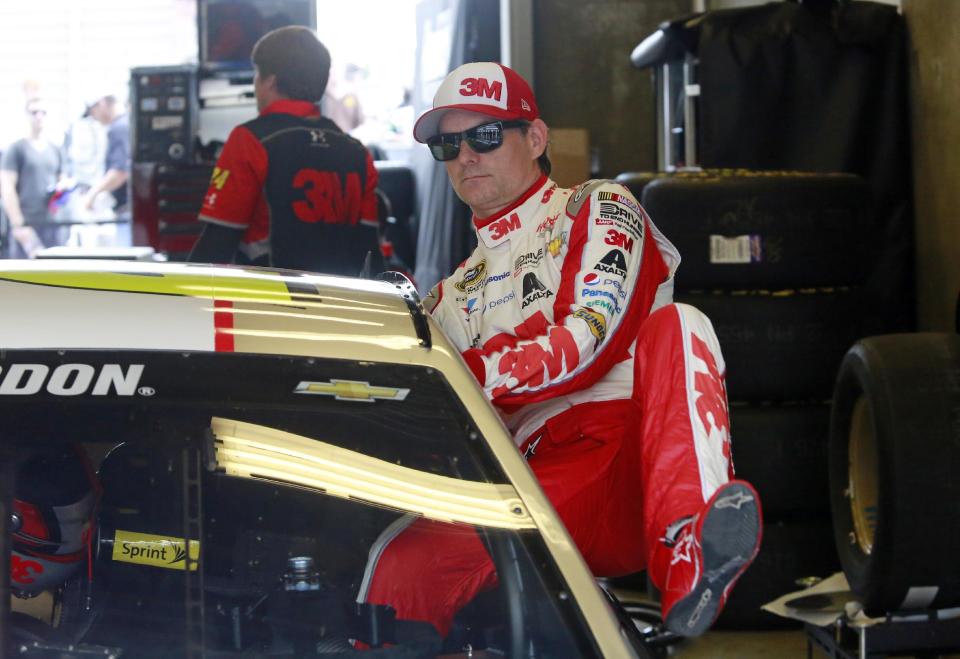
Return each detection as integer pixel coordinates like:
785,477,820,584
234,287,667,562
2,350,600,658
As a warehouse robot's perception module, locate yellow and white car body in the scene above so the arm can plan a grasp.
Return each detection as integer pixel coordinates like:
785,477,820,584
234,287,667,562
0,260,645,658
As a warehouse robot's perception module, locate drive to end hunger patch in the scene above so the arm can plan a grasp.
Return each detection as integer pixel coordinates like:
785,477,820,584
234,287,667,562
112,530,199,570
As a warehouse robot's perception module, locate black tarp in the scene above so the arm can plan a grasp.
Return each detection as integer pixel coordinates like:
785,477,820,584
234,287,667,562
635,0,915,331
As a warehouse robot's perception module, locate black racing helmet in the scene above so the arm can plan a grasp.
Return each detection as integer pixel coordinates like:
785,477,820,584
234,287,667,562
10,447,100,596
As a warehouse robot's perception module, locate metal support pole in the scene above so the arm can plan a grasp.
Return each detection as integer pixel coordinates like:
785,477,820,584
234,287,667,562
183,448,205,658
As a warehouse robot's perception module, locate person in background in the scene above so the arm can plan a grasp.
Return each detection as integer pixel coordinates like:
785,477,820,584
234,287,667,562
64,106,106,196
357,62,763,639
1,97,65,257
82,92,129,215
321,61,365,134
188,26,382,276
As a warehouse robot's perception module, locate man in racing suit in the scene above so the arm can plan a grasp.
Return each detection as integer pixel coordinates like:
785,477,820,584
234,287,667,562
188,26,382,276
358,62,762,639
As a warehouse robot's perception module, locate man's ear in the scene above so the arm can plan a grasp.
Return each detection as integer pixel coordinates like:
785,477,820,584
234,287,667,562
262,73,279,94
527,118,549,160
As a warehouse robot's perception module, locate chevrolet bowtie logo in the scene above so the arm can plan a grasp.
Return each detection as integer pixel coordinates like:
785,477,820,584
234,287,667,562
294,379,409,402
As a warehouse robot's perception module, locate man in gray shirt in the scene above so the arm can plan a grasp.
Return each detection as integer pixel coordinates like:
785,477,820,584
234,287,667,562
1,97,64,257
83,93,129,214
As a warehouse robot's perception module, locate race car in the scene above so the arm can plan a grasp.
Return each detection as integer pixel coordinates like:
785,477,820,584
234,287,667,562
0,260,652,658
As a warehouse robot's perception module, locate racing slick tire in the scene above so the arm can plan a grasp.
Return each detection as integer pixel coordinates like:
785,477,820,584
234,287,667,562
829,333,960,615
677,288,866,402
730,403,831,517
639,170,873,290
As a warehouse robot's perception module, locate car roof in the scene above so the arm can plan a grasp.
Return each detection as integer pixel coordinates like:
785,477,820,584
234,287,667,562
0,260,636,654
0,260,437,362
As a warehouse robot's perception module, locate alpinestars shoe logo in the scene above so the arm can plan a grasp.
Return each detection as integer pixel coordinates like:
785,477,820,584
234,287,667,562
671,531,696,566
523,435,543,459
716,490,754,511
594,249,627,277
521,273,553,309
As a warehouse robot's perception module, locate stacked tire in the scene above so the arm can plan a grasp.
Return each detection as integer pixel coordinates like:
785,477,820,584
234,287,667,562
619,169,876,628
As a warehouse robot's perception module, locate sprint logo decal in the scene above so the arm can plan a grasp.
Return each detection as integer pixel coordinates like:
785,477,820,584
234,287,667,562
112,530,199,571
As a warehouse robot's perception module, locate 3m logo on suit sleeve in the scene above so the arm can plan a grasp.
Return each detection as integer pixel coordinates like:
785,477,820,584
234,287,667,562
459,77,502,100
0,363,146,396
604,229,634,253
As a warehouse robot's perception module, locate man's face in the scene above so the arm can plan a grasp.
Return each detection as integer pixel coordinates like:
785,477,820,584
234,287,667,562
26,102,47,133
88,99,111,125
437,110,543,219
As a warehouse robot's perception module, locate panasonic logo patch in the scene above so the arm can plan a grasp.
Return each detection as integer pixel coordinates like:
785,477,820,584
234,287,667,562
0,363,146,396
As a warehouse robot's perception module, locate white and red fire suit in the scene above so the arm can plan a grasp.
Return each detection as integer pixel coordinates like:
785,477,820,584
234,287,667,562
358,175,735,636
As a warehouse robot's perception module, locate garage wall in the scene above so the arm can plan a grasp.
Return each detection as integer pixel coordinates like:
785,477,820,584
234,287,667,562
901,0,960,331
533,0,689,178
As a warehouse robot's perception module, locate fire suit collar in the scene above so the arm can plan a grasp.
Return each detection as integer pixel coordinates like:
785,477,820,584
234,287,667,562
473,175,551,249
473,174,550,231
260,99,322,118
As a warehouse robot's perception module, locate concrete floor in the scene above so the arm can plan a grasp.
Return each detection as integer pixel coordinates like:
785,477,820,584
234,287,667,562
676,629,810,658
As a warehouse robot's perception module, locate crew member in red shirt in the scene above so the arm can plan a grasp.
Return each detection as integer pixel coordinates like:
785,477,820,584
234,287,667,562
189,26,382,276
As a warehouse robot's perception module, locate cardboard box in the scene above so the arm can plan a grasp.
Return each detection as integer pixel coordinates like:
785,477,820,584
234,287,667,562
548,128,590,188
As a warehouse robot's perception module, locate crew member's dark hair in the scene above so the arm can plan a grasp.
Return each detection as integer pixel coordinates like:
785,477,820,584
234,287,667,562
251,26,330,102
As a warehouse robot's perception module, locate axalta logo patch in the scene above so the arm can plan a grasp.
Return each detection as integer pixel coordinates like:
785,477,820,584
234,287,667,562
112,530,199,571
0,363,147,396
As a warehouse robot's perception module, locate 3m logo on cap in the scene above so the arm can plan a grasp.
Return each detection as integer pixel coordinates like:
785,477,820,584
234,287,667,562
459,77,502,101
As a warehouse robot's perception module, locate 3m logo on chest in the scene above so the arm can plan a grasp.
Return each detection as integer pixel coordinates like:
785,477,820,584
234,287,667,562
459,77,502,100
0,363,145,396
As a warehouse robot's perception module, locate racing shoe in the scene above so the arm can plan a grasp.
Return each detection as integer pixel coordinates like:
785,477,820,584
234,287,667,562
657,480,762,637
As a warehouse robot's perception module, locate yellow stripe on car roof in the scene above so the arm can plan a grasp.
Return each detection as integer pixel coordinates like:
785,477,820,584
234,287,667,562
0,271,299,303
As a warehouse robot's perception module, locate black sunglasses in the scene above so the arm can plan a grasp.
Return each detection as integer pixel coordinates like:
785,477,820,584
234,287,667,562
427,120,529,161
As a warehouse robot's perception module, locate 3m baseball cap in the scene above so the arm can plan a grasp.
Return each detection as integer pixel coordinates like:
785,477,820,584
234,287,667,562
413,62,539,143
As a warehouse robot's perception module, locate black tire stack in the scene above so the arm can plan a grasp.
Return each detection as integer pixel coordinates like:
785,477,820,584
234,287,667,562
618,169,875,628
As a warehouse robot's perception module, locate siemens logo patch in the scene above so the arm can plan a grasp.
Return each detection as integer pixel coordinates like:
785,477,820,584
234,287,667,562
0,363,146,396
581,289,622,312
